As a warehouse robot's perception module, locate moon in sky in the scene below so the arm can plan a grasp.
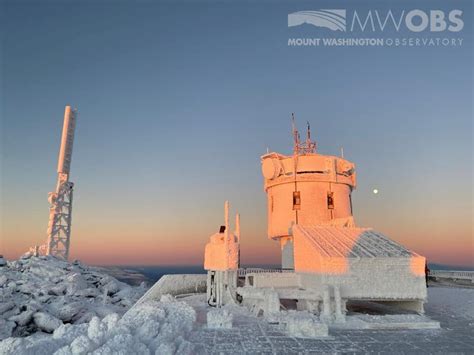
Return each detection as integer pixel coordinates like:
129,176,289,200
373,189,379,194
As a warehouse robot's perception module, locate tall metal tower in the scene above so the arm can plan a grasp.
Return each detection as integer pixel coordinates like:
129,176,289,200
46,106,77,260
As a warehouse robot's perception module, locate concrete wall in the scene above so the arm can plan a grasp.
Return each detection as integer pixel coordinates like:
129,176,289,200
134,274,207,306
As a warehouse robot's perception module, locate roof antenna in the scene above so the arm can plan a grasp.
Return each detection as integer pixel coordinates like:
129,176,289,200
305,120,316,154
292,113,299,155
306,121,315,152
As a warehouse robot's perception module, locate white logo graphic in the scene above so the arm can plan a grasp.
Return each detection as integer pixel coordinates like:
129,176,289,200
288,10,346,32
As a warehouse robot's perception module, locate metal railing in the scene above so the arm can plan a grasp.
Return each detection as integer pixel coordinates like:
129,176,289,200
237,268,294,277
429,270,474,282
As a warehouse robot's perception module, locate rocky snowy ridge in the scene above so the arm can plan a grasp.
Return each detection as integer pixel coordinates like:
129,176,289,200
0,256,145,340
0,256,197,354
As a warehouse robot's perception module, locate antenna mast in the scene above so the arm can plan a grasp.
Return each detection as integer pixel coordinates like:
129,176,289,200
46,106,77,260
292,113,299,155
291,114,316,155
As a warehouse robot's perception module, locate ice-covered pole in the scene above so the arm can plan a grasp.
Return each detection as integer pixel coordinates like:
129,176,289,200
235,213,240,242
46,105,77,260
224,200,230,269
57,106,76,175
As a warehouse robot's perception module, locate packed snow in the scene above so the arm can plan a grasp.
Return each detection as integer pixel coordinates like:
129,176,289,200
268,311,329,338
182,289,474,353
425,286,474,320
206,308,233,329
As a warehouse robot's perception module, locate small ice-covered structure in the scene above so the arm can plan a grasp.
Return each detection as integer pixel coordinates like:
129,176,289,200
204,201,240,307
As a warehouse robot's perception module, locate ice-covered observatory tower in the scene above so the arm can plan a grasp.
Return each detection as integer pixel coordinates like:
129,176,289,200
259,118,427,313
261,119,356,269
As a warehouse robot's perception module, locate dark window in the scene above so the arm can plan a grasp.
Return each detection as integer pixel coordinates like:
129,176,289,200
293,191,301,210
327,192,334,209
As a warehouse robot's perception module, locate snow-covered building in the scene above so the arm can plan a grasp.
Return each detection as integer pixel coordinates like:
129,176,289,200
256,120,427,315
261,126,356,269
203,118,427,320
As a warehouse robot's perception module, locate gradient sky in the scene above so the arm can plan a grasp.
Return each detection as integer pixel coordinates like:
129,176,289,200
1,0,472,266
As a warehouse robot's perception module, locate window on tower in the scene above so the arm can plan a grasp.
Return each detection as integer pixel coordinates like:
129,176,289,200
327,192,334,209
293,191,301,210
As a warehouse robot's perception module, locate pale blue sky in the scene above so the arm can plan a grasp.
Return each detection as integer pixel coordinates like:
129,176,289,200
1,0,472,265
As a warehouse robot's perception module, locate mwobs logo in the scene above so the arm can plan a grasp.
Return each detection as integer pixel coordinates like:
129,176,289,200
288,9,464,33
288,10,346,32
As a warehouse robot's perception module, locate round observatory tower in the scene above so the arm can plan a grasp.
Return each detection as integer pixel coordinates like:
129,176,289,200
261,118,357,268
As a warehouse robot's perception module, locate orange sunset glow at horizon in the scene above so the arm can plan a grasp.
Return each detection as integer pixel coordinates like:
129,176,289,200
2,193,473,267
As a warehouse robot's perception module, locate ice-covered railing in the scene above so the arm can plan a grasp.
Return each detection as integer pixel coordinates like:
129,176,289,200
429,270,474,283
237,268,294,277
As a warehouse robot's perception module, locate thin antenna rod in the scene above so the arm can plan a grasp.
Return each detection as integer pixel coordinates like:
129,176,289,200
292,113,299,155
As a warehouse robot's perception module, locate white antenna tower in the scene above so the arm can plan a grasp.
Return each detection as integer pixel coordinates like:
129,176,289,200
46,106,77,260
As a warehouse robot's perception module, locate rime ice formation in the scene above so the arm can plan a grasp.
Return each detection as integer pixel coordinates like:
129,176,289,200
0,296,197,355
292,225,426,303
134,274,207,307
46,106,77,260
3,287,472,354
28,106,78,260
0,256,144,341
204,201,241,307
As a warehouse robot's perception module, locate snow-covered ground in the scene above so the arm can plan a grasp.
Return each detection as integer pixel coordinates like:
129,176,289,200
183,287,474,354
0,296,196,355
1,257,473,354
0,256,145,340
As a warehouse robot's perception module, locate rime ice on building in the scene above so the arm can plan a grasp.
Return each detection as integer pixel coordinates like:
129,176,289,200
258,117,426,314
202,116,427,320
261,118,357,269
